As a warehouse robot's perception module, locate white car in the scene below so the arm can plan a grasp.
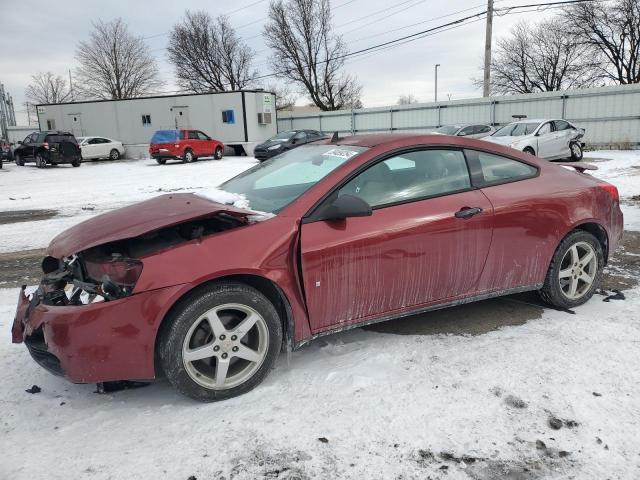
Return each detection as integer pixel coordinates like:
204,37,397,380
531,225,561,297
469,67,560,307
77,136,125,160
429,123,494,139
483,119,585,161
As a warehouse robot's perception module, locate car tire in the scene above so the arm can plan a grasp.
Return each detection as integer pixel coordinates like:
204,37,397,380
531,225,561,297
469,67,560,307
539,230,603,309
35,154,46,168
214,146,223,160
158,281,282,402
523,147,535,156
570,142,583,161
183,149,194,163
14,153,24,166
110,149,120,160
71,158,81,167
156,158,167,165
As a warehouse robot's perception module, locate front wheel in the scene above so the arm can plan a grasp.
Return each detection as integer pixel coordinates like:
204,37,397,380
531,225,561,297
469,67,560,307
183,149,194,163
539,230,603,309
570,142,583,161
159,282,282,402
109,149,120,160
214,146,223,160
71,157,82,167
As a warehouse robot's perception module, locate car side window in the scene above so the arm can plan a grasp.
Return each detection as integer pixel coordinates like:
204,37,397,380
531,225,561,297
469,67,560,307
468,150,537,184
23,136,31,144
459,126,475,136
478,125,492,133
196,131,210,140
538,123,552,135
338,149,471,208
188,131,199,140
554,120,570,131
293,132,307,142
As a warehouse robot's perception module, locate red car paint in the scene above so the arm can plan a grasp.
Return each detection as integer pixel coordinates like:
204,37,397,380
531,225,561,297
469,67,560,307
13,134,624,384
149,129,224,160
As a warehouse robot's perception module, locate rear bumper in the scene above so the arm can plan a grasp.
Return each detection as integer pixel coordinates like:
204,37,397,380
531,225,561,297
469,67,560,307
12,284,185,383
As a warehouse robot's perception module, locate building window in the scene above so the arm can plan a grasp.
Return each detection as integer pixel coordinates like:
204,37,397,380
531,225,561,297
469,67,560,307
46,119,56,130
221,110,235,124
142,114,152,126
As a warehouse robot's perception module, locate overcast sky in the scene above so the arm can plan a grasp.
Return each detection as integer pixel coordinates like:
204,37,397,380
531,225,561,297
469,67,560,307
0,0,557,125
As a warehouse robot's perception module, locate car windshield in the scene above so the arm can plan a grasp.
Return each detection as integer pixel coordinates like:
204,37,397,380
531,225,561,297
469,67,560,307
434,125,461,134
151,130,180,143
269,131,296,142
493,122,540,137
220,144,368,213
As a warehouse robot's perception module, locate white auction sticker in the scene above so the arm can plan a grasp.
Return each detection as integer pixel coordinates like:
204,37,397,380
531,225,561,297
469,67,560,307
322,148,359,159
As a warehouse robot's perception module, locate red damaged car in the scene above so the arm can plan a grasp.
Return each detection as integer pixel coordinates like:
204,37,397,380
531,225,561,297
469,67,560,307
149,129,224,164
12,134,623,401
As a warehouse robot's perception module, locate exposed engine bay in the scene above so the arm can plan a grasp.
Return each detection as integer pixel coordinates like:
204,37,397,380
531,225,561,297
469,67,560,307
37,213,247,306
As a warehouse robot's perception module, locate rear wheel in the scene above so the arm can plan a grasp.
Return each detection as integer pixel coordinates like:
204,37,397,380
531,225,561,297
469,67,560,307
35,154,46,168
183,149,194,163
539,230,603,308
14,153,24,166
109,149,120,160
156,158,167,165
523,147,535,156
71,158,81,167
214,146,223,160
159,282,282,402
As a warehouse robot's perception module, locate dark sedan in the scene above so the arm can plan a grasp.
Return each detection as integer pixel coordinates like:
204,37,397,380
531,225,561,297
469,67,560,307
253,129,325,161
13,134,623,402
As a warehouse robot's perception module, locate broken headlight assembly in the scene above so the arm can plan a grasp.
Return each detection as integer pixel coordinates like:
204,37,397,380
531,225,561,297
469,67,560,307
39,253,143,306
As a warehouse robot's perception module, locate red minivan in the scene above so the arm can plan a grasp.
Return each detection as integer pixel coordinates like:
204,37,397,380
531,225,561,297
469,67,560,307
149,129,224,164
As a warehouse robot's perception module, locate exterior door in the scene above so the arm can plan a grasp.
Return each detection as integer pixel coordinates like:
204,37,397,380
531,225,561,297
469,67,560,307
300,148,494,333
535,121,556,157
84,138,100,158
67,113,83,137
172,106,190,129
552,120,573,158
187,130,203,155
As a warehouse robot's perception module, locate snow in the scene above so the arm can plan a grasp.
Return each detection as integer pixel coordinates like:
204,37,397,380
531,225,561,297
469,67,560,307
1,151,639,479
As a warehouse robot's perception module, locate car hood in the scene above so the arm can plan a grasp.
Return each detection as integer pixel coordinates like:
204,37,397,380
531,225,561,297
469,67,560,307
256,140,286,149
47,193,252,258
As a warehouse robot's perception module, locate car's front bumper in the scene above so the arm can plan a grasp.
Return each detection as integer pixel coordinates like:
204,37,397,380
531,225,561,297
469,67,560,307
12,283,184,383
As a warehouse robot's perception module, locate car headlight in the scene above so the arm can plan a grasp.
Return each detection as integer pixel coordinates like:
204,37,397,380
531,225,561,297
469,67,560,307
267,144,282,151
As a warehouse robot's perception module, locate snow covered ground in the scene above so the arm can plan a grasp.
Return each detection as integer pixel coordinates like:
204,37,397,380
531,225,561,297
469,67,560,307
1,151,639,479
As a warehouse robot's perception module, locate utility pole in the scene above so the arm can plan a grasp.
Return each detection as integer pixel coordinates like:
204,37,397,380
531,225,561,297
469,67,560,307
434,64,440,102
69,69,74,101
483,0,494,97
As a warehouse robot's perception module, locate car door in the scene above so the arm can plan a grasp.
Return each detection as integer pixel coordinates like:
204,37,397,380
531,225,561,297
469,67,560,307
300,148,494,333
98,138,112,158
187,130,202,156
196,131,213,156
292,131,307,148
534,122,556,158
552,121,573,158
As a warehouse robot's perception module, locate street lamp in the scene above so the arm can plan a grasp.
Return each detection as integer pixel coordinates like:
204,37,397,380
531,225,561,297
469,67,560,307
434,64,440,102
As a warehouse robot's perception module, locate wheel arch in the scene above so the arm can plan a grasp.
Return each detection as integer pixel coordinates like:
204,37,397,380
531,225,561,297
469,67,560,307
153,274,295,377
573,221,609,264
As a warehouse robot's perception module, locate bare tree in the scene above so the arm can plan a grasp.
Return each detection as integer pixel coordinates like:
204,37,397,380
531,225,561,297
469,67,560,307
263,0,362,111
75,18,163,99
263,82,298,110
480,19,602,95
167,11,256,92
565,0,640,84
24,72,72,117
397,94,418,105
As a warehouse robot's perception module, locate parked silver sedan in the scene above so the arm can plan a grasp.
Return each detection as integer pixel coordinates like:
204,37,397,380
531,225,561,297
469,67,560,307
77,136,125,160
483,119,585,161
429,123,494,139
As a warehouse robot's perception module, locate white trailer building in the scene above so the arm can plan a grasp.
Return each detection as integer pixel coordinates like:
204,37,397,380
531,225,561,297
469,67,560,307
36,90,276,157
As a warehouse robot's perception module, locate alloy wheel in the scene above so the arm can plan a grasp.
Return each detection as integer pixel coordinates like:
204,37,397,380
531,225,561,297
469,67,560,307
181,303,269,390
558,241,597,300
571,143,582,158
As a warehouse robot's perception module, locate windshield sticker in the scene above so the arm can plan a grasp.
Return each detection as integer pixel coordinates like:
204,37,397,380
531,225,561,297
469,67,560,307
322,148,359,159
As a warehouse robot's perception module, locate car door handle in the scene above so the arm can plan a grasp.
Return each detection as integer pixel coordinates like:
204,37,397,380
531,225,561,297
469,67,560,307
455,207,483,219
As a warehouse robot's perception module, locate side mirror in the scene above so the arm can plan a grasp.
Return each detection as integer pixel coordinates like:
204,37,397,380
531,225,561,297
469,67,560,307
319,194,372,221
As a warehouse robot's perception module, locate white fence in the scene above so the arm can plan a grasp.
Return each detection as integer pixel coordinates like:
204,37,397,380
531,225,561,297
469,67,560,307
277,84,640,147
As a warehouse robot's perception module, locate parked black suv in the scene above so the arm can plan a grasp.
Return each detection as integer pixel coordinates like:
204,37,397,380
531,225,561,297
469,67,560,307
13,131,82,168
253,129,326,161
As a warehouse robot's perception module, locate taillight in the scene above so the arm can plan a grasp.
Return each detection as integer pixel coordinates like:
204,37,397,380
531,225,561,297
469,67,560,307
84,258,143,298
599,184,619,203
43,142,49,150
174,144,179,148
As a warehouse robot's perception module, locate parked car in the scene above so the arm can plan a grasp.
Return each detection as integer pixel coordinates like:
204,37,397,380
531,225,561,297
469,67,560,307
483,119,585,161
77,136,125,160
12,134,623,401
13,131,82,168
253,129,325,161
0,140,11,168
149,129,224,164
429,124,494,139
